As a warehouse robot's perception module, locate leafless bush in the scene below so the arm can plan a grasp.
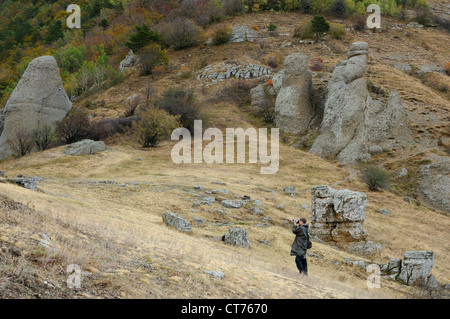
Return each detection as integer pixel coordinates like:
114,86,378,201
55,108,90,144
7,127,33,158
33,125,56,151
160,18,204,50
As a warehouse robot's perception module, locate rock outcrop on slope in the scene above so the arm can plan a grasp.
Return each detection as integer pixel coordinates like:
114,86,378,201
310,42,413,164
222,227,250,249
162,212,192,232
119,50,139,73
197,61,272,81
0,56,72,160
64,139,107,156
310,185,368,242
310,185,381,257
398,251,435,286
418,156,450,212
274,53,314,134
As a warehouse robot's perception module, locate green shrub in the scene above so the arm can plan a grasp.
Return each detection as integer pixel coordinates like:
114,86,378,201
212,26,232,45
330,23,345,39
136,107,179,147
293,21,314,39
138,43,169,76
268,22,277,31
361,165,391,191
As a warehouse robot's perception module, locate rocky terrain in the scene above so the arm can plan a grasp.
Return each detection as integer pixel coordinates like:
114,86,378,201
0,8,449,299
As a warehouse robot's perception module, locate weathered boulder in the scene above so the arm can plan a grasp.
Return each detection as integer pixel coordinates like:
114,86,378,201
230,26,258,43
64,139,106,156
398,251,434,286
419,64,445,75
162,212,192,232
376,208,390,216
13,175,39,191
220,199,244,209
0,56,72,160
250,84,270,112
272,70,284,95
418,156,450,212
310,42,413,164
119,50,139,73
223,227,250,248
310,185,368,243
345,241,382,258
274,53,314,134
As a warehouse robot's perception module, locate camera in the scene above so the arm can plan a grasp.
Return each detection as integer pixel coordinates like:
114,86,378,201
292,219,300,224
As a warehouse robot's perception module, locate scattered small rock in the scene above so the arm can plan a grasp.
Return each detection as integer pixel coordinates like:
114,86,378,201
403,196,412,203
204,270,224,280
283,186,296,197
392,167,408,179
249,206,264,215
376,208,390,216
193,217,204,224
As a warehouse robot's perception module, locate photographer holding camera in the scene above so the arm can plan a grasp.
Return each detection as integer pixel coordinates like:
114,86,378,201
290,217,310,275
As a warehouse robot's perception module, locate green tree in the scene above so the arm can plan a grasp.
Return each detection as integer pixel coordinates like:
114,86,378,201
46,20,64,44
97,45,108,67
311,15,330,42
55,45,87,73
126,24,163,53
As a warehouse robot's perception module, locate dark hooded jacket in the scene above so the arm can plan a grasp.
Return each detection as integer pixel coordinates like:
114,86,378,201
290,224,309,257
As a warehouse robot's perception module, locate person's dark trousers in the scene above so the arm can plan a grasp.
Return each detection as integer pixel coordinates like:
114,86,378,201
295,255,308,275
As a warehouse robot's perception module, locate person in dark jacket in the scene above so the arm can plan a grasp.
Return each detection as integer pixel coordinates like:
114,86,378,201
290,217,309,275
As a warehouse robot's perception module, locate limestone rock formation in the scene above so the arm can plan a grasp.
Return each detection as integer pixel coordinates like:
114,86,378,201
398,251,434,286
0,56,72,160
162,212,192,232
64,139,107,156
119,50,139,73
274,53,314,134
418,156,450,212
223,227,250,248
197,62,272,81
250,84,270,112
310,185,368,243
230,26,258,43
310,42,413,164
